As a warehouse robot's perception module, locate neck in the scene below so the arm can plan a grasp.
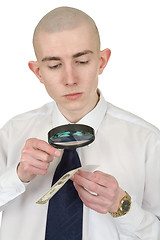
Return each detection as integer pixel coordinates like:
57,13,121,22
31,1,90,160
58,93,100,123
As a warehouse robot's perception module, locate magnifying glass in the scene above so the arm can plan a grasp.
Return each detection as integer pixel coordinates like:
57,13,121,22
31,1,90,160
48,124,95,149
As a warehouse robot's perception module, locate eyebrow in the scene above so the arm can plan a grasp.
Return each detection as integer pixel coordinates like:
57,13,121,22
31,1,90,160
42,56,61,62
41,50,93,62
73,50,93,58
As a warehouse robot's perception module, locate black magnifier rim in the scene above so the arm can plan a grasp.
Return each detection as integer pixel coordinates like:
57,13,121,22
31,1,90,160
48,124,95,149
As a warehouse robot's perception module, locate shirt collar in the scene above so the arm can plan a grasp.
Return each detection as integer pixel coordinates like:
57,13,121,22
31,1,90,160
51,90,107,133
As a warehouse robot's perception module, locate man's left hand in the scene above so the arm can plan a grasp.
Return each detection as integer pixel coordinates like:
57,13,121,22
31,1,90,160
72,170,126,214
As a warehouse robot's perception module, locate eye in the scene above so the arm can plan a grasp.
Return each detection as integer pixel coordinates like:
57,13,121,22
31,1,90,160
80,61,89,64
49,64,62,69
76,60,89,65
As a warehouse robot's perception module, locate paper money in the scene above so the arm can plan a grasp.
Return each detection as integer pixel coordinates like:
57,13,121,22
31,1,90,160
36,165,98,205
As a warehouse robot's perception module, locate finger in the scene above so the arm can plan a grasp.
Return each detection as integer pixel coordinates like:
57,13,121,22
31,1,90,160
77,170,118,189
22,148,53,163
74,183,109,214
25,138,61,157
21,154,50,170
22,163,48,176
74,182,98,203
74,172,107,197
74,171,119,201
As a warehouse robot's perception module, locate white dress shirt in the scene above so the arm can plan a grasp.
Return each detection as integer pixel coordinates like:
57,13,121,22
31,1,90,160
0,92,160,239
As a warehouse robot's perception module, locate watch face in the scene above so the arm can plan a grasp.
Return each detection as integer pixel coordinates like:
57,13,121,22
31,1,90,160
121,200,130,212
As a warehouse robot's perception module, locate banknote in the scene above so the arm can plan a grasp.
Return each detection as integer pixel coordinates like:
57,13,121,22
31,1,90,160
36,165,98,205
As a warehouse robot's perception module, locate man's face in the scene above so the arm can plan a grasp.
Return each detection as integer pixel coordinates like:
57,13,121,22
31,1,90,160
31,25,107,120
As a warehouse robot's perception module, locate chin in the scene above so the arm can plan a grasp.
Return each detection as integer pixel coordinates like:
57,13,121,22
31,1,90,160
65,100,87,112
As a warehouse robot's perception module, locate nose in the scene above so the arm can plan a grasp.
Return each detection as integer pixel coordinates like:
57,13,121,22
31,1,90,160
63,64,77,86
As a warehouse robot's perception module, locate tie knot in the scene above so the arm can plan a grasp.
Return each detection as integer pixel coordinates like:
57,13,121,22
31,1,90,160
64,148,77,153
62,148,80,168
54,148,81,180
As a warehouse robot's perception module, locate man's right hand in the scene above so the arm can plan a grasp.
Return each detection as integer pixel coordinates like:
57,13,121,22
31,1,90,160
17,138,61,183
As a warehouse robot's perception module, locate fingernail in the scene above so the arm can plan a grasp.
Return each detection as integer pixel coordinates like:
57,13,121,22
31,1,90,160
55,150,61,157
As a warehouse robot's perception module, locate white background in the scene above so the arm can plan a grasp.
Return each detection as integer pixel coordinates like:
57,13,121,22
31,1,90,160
0,0,160,224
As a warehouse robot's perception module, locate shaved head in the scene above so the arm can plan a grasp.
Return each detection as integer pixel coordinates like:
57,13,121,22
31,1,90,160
33,7,100,57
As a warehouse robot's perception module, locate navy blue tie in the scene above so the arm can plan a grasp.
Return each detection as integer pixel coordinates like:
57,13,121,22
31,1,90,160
45,149,83,240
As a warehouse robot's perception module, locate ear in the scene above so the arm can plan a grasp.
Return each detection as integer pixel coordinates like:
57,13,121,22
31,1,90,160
28,61,44,83
98,48,111,75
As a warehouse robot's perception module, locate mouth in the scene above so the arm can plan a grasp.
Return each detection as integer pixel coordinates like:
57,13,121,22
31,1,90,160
64,92,83,100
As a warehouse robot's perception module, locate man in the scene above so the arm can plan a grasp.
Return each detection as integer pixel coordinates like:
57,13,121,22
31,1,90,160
0,6,160,239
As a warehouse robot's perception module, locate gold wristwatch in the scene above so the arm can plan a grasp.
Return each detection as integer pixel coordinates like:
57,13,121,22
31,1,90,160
109,191,131,217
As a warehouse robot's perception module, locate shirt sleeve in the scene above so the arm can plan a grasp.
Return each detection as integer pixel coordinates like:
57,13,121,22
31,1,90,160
114,133,160,239
0,165,26,212
0,121,26,212
114,200,160,239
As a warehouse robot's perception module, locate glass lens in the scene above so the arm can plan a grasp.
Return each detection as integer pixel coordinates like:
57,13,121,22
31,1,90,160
48,124,95,149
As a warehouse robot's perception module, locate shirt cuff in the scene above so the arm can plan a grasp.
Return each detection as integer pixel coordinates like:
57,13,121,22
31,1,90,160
114,200,144,232
0,164,26,207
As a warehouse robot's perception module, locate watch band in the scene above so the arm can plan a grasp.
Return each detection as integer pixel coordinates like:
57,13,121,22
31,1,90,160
109,191,131,217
